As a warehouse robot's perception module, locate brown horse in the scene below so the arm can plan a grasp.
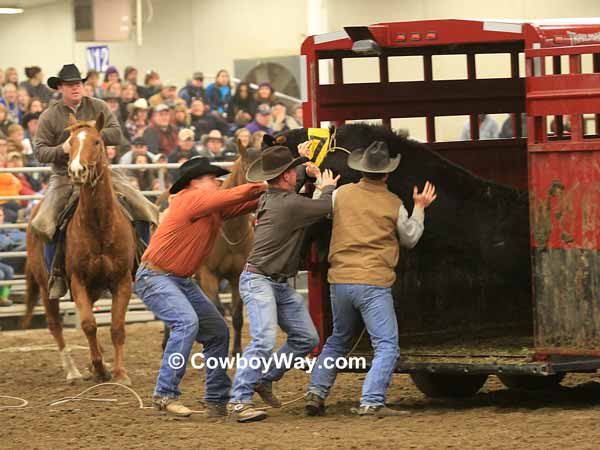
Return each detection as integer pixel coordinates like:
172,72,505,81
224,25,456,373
196,143,260,355
23,112,136,385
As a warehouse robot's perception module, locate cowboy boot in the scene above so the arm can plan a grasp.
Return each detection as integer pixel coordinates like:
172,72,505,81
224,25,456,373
255,381,281,408
48,238,67,300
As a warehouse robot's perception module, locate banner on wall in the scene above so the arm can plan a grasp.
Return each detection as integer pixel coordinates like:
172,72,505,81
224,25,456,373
86,45,109,73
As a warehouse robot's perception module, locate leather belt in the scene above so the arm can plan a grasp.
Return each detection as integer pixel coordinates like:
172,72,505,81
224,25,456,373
244,263,289,283
140,261,169,275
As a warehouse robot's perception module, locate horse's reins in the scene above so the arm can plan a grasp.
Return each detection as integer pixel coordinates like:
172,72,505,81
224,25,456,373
220,227,250,247
327,128,352,157
86,160,105,190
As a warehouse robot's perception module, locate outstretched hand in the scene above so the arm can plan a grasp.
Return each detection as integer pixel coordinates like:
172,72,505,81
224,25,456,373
320,169,340,189
413,181,437,208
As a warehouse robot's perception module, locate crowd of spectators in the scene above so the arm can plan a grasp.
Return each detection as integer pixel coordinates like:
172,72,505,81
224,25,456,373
0,65,304,304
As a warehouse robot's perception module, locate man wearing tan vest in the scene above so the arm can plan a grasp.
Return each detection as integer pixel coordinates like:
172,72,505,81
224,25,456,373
305,141,437,418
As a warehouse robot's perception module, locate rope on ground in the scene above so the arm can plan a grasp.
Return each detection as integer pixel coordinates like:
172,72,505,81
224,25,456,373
47,382,211,414
0,395,28,410
48,382,150,409
254,393,306,411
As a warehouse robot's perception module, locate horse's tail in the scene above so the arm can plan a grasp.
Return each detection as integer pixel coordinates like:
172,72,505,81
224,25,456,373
22,262,39,329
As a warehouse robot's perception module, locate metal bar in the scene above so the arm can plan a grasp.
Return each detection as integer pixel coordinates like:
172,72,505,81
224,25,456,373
525,43,600,58
379,55,391,129
423,53,436,143
333,56,343,85
569,54,583,142
553,55,564,136
0,251,26,258
0,223,27,229
467,53,479,141
333,360,553,375
510,51,521,138
594,53,600,135
0,191,163,201
0,162,233,173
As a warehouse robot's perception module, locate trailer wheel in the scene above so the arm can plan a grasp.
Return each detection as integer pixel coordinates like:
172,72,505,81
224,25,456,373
498,373,565,390
410,373,488,398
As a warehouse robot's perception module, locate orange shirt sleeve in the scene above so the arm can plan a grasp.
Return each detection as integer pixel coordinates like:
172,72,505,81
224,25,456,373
221,198,260,220
185,183,265,220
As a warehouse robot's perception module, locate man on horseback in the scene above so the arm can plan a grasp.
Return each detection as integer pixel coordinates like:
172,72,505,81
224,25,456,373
135,157,265,418
32,64,158,299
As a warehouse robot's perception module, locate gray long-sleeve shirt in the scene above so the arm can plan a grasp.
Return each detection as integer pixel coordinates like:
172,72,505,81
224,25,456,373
33,96,121,174
247,185,334,278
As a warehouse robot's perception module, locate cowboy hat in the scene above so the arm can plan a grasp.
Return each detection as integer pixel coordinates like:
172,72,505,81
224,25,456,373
347,141,400,174
47,64,88,90
246,145,308,182
169,156,229,194
201,129,225,144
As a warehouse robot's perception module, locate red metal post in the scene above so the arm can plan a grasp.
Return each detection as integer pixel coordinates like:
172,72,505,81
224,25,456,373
594,53,600,135
569,54,583,142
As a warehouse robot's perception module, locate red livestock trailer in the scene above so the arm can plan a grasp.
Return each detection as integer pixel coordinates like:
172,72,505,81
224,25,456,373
300,18,600,397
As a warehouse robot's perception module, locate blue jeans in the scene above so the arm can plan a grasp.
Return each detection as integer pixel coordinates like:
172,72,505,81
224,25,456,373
0,261,14,280
134,265,231,404
229,270,319,404
307,284,399,406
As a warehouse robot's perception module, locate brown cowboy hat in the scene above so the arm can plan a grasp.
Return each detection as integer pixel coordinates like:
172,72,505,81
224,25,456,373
246,145,308,182
47,64,88,90
347,141,400,174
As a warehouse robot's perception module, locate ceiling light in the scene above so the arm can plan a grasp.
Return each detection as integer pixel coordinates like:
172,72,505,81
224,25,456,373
0,8,24,14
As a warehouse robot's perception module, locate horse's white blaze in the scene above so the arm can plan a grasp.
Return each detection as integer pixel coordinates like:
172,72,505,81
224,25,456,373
60,348,82,382
69,130,87,174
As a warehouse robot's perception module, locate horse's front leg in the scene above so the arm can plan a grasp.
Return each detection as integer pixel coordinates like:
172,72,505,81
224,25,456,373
71,274,111,382
111,274,132,385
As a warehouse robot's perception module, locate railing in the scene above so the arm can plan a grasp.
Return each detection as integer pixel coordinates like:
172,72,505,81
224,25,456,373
0,161,234,272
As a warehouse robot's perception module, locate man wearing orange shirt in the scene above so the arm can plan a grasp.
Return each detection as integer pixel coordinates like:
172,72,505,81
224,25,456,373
134,156,265,418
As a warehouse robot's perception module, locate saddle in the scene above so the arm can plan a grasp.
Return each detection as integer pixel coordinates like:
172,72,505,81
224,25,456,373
44,191,149,275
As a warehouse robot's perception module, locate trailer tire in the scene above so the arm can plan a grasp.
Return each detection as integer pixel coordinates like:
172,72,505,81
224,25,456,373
498,373,565,390
410,373,488,398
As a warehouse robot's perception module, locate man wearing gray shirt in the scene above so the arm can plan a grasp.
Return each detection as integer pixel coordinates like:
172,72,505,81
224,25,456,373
229,144,339,422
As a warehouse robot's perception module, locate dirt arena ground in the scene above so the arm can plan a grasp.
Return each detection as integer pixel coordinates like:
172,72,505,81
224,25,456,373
2,320,600,450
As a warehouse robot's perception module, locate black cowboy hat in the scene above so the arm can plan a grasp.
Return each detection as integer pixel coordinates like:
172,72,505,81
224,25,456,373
246,145,308,182
170,156,229,194
347,141,400,174
47,64,88,90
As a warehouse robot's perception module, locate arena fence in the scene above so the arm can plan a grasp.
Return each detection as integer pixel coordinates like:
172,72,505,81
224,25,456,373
0,162,309,328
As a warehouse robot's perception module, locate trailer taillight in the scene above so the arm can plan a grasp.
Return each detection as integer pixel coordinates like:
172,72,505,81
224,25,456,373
426,31,437,40
395,33,406,42
410,32,421,41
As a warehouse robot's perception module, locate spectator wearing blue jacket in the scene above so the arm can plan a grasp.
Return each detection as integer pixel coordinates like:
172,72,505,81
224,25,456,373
206,70,232,118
